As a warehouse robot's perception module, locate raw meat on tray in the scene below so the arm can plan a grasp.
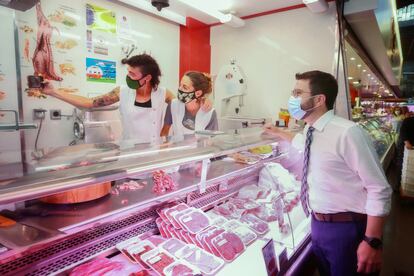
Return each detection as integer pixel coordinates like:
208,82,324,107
211,232,245,262
142,249,176,276
163,261,199,276
161,238,187,256
177,245,224,275
69,257,124,276
178,209,210,234
240,214,269,235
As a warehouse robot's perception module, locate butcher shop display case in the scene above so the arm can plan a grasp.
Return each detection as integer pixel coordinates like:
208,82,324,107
0,128,311,276
357,117,395,169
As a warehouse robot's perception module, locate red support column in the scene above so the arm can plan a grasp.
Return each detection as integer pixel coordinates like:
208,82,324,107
179,17,211,79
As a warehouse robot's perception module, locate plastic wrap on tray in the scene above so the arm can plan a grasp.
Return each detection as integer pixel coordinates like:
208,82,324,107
165,204,191,229
156,218,171,239
224,220,257,246
173,208,195,229
211,232,245,262
126,240,156,268
240,214,269,235
246,205,278,222
146,235,167,247
177,209,210,234
205,211,228,225
213,202,244,219
237,184,271,200
116,237,142,263
163,261,200,276
141,248,176,276
161,238,187,257
202,227,226,257
176,245,224,275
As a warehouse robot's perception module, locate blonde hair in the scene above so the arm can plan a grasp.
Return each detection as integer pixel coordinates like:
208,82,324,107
185,71,212,96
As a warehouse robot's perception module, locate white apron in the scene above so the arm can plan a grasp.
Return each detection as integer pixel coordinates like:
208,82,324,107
170,99,214,137
119,85,166,144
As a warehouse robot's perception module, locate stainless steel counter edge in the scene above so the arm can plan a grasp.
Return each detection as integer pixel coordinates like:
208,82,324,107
0,153,214,204
0,132,280,205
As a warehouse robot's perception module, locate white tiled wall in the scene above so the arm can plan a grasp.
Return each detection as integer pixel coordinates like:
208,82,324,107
211,3,339,121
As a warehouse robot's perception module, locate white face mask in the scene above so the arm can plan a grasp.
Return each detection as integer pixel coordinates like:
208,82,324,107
288,95,319,120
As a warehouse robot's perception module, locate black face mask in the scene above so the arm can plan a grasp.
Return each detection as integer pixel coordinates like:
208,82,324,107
177,89,198,104
126,75,146,89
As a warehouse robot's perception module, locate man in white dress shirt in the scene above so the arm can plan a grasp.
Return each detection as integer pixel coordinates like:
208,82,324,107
265,71,392,276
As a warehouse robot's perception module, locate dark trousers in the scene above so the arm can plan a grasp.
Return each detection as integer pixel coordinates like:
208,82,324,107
311,215,376,276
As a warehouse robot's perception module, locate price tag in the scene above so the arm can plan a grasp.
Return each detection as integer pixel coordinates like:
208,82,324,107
262,239,278,276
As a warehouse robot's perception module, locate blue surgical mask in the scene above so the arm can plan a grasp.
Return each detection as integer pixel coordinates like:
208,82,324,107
288,96,307,120
288,95,318,120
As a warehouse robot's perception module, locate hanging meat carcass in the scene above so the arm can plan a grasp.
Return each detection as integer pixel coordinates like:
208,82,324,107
32,2,62,81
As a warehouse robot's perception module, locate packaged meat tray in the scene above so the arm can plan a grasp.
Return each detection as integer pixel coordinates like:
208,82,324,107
126,240,156,268
141,248,176,276
205,211,228,226
227,222,258,246
165,204,191,229
211,232,245,262
173,208,195,229
178,245,224,275
177,209,210,234
213,202,244,219
201,227,226,257
227,198,260,212
116,237,142,263
240,214,269,235
246,205,278,222
163,261,200,276
161,238,187,256
195,227,215,253
69,257,124,276
156,218,169,238
146,235,167,247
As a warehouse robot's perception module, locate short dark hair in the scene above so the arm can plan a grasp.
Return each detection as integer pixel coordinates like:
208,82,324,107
122,54,161,88
295,70,338,110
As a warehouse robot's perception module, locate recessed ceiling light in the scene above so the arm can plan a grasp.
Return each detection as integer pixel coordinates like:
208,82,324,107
350,57,356,61
348,77,353,80
368,74,371,76
357,64,362,68
363,69,367,72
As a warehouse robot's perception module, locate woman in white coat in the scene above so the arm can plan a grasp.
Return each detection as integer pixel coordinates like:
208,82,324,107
161,71,218,138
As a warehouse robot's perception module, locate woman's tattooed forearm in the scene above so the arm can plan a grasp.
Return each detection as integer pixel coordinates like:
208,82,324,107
92,87,120,107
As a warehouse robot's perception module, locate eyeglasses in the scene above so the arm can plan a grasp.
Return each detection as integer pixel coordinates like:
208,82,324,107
291,89,312,97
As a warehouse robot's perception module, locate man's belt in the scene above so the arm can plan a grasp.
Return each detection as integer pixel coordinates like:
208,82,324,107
312,212,367,222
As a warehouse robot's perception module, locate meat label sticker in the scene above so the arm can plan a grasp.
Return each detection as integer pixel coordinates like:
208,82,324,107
262,239,278,276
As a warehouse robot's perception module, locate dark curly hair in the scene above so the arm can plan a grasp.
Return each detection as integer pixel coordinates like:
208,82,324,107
122,54,161,88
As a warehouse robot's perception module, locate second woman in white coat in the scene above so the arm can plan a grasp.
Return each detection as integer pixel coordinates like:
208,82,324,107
161,71,218,138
